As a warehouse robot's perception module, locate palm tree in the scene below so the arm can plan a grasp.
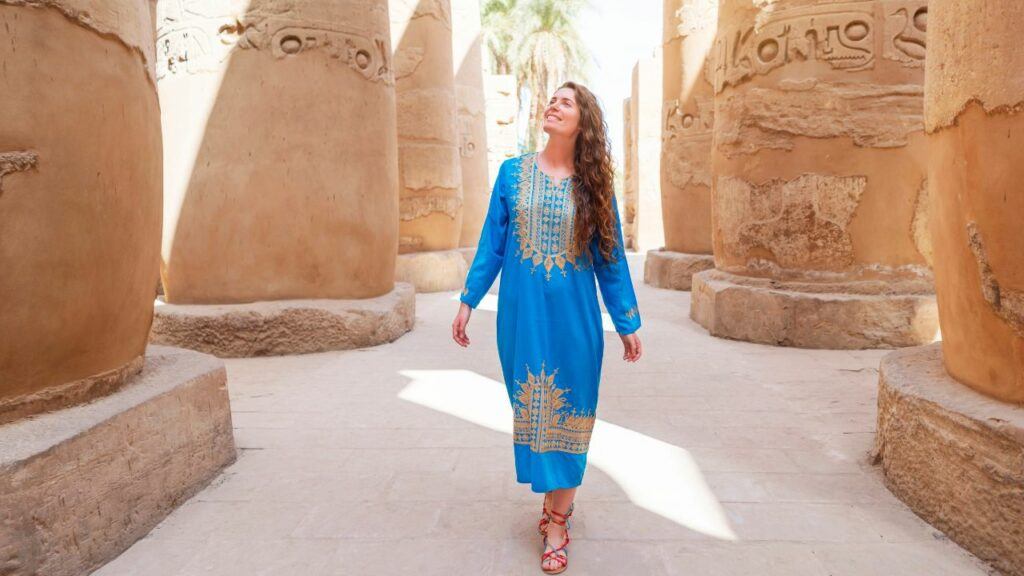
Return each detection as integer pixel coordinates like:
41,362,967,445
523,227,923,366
514,0,589,149
481,0,590,150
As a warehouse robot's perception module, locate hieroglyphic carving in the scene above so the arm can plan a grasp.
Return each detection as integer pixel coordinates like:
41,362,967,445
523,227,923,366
967,222,1024,335
457,115,477,158
664,96,714,140
399,195,463,220
156,0,392,83
0,151,38,198
883,0,927,67
716,174,867,270
713,3,876,93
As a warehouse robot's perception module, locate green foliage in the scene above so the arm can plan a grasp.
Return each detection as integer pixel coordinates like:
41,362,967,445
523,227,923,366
480,0,592,150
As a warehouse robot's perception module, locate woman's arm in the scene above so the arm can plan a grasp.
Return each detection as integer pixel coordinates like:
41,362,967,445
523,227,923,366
592,193,642,336
459,159,511,309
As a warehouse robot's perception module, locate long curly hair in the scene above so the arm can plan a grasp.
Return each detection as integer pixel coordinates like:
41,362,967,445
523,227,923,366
561,81,619,266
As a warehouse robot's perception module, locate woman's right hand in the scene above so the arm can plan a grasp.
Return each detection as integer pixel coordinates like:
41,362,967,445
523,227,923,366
452,302,472,347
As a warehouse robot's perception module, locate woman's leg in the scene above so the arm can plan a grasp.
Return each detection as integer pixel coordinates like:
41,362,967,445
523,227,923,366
542,487,576,571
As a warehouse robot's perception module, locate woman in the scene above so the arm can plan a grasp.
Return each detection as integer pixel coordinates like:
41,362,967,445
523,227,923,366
451,81,643,574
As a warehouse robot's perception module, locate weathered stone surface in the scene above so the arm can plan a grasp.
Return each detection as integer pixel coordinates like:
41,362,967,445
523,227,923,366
622,97,635,250
690,269,938,349
926,0,1024,403
150,283,415,358
395,250,469,293
157,0,399,303
0,345,236,576
875,344,1024,576
661,0,715,255
451,0,489,248
628,51,665,253
391,0,464,255
485,74,518,190
703,0,935,348
0,1,162,415
644,249,715,291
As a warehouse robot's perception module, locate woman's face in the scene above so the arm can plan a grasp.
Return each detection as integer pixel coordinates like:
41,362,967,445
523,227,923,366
542,87,580,138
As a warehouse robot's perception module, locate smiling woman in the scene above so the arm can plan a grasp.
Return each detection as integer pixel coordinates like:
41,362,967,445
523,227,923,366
452,81,643,574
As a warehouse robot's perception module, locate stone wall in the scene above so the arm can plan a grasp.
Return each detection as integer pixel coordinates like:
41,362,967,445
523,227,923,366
660,0,715,255
0,0,162,420
630,51,666,253
622,97,636,249
158,0,399,303
391,0,464,255
451,0,489,247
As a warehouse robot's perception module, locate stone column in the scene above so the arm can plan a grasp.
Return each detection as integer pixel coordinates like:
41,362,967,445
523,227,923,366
485,73,519,189
152,0,414,357
629,51,666,255
691,0,939,349
0,2,234,574
622,96,636,250
391,0,468,292
646,0,716,290
875,2,1024,573
451,0,490,255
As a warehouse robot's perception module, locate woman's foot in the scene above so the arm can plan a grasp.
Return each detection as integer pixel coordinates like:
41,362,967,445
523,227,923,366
538,492,554,535
541,506,572,574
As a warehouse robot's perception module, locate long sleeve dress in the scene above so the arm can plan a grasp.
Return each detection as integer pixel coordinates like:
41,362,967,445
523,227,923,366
460,152,642,493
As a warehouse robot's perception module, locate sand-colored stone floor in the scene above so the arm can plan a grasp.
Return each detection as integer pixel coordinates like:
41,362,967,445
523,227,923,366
95,255,992,576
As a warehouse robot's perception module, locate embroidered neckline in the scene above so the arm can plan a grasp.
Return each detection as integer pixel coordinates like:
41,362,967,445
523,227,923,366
513,153,586,281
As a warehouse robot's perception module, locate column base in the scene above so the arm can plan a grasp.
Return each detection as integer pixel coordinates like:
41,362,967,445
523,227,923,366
150,282,415,358
690,269,938,349
874,343,1024,576
0,345,236,576
644,248,715,291
395,249,469,293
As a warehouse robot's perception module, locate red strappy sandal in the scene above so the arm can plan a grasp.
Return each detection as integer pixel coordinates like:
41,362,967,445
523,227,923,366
540,506,573,574
539,497,574,536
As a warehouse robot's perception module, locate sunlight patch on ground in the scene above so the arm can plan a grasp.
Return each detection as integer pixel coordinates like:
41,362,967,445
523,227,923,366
397,369,736,541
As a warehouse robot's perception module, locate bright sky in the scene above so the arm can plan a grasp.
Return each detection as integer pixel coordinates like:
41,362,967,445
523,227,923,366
577,0,662,166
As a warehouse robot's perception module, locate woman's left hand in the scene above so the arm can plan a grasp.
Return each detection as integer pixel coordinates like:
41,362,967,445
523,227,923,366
620,332,642,362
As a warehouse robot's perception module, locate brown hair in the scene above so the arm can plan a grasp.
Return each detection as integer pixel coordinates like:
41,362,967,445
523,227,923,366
561,81,619,266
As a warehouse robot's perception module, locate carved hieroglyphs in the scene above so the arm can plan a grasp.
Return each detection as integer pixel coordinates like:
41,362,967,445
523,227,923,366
0,0,162,418
157,0,399,303
451,0,489,248
628,52,665,254
390,0,464,255
660,0,716,256
692,0,938,349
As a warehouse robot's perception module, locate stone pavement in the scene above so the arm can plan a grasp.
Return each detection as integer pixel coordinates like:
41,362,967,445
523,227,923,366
95,256,993,576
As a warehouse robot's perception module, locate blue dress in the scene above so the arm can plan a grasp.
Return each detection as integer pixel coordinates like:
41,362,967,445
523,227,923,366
460,152,642,493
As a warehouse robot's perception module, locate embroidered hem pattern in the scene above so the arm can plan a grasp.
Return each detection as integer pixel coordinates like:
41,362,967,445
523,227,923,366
513,153,587,281
512,361,596,454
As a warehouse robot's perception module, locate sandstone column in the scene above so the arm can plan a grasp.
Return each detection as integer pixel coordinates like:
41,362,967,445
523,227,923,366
391,0,468,292
451,0,490,254
485,73,519,189
622,97,636,250
629,51,666,255
875,2,1024,573
645,0,717,290
0,2,233,574
152,0,414,357
691,0,939,349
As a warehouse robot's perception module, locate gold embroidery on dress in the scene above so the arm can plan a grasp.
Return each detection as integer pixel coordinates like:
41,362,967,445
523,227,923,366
512,361,596,454
624,305,638,319
461,287,469,296
513,153,586,281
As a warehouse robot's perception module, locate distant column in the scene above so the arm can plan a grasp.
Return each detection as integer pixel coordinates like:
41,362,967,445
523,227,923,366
391,0,469,292
875,2,1024,573
691,0,938,349
485,73,519,190
645,0,716,290
622,97,636,250
152,0,414,356
451,0,490,249
630,51,666,254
